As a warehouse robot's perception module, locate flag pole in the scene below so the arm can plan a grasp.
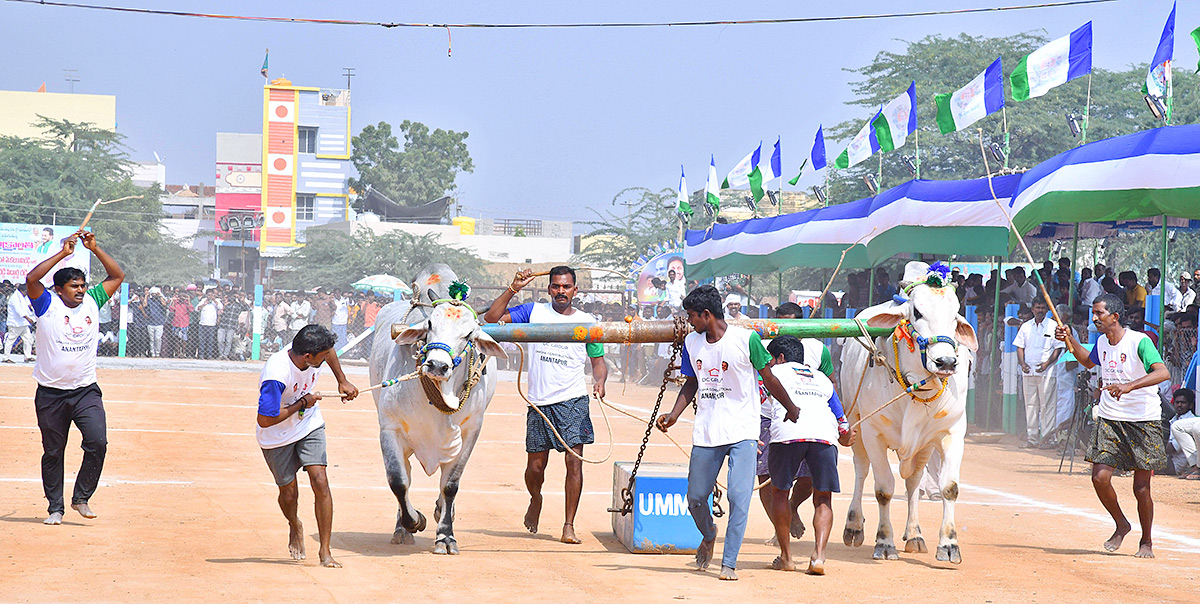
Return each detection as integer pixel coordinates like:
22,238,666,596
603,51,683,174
877,152,884,191
1002,107,1011,169
914,127,921,180
1081,73,1092,144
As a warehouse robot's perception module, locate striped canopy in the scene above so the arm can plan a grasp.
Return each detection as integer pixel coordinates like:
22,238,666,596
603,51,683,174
685,125,1200,280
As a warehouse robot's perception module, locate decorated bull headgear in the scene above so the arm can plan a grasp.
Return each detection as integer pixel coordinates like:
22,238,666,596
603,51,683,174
899,261,954,298
419,340,473,368
414,279,481,369
893,318,959,369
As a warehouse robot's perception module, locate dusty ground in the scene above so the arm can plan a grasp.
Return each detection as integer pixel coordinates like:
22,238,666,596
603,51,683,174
1,361,1199,603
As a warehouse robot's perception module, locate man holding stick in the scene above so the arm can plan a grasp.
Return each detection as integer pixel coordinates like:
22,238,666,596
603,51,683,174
25,231,123,525
1055,293,1170,558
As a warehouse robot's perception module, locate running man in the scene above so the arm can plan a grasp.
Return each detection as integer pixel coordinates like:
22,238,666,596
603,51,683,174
257,324,358,567
25,231,124,525
656,284,799,581
483,266,607,545
1055,293,1169,558
761,336,854,575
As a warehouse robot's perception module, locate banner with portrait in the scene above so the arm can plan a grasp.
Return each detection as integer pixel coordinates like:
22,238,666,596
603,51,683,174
0,223,92,287
628,241,686,308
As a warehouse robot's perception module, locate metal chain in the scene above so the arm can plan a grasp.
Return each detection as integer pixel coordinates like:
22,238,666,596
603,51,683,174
610,315,688,516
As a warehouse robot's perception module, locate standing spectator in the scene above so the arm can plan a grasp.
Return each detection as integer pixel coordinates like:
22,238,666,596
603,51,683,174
127,289,148,358
196,289,221,359
169,292,193,358
1052,305,1082,438
1079,267,1102,309
1014,298,1065,448
289,293,312,338
331,291,349,350
273,293,292,343
219,292,247,360
0,280,10,353
1055,293,1170,558
312,289,334,330
874,267,897,303
5,283,36,363
1146,268,1181,312
1178,272,1196,310
144,287,167,358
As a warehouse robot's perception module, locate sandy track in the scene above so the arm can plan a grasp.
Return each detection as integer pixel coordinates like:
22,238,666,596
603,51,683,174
1,363,1198,603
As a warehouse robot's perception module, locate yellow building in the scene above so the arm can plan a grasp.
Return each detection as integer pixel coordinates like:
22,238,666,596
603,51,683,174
0,90,116,139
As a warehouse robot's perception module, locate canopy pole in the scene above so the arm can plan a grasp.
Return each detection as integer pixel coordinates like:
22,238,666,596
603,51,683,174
778,176,785,307
914,127,921,180
1161,214,1169,355
1069,223,1080,309
989,255,1002,431
868,264,876,306
1081,73,1092,144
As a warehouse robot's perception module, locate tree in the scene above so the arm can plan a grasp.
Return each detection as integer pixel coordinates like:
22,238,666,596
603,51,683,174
349,120,474,207
573,187,716,271
278,227,488,291
825,32,1199,202
0,117,207,284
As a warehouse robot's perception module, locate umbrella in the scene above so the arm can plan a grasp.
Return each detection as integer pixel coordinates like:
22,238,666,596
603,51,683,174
352,275,413,296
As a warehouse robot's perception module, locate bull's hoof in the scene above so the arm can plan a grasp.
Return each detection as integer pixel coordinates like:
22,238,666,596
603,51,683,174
403,510,427,533
843,527,865,547
433,537,459,555
936,544,962,564
873,544,899,560
391,529,415,545
905,537,928,554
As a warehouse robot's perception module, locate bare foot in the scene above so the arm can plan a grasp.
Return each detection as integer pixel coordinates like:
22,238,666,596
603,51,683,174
319,551,342,568
806,558,826,576
1103,522,1131,552
288,522,306,561
560,523,581,544
765,535,778,546
1134,542,1154,558
524,495,542,534
71,502,96,519
44,512,63,525
695,538,715,570
718,566,738,581
790,510,806,540
770,556,795,571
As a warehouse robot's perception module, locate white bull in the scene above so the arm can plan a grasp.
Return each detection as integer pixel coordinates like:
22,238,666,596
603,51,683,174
369,264,506,554
839,262,977,564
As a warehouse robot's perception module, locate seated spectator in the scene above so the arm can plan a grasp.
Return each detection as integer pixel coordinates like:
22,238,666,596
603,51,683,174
1168,389,1200,478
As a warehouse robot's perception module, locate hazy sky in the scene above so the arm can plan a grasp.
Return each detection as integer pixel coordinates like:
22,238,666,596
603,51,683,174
0,1,1187,224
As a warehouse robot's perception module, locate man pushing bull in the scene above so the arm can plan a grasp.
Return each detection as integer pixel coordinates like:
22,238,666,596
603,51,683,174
484,267,607,545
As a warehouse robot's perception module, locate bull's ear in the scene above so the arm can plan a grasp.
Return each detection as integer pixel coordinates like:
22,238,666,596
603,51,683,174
866,308,906,329
955,316,979,352
394,320,429,345
426,288,438,303
472,328,508,360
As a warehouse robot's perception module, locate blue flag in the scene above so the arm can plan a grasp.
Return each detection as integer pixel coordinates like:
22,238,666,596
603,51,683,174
1145,1,1175,98
812,126,826,171
771,137,782,181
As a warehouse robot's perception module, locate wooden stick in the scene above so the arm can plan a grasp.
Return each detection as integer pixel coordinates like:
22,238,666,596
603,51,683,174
812,228,876,315
977,130,1064,328
849,376,933,432
78,194,144,231
528,266,628,278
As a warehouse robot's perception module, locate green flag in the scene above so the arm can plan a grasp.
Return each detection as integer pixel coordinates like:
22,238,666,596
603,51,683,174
787,158,808,186
1192,26,1200,73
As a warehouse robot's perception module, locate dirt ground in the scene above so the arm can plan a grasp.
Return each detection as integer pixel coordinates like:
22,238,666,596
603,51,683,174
2,361,1199,604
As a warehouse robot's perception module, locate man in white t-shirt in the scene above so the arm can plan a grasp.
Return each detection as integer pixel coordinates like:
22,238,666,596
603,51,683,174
1056,293,1170,559
257,324,358,568
331,292,350,349
5,283,36,363
1002,268,1037,306
1178,273,1196,310
1078,267,1103,308
195,289,221,359
484,266,607,546
656,284,799,581
1013,298,1065,447
24,231,124,525
1146,268,1181,312
761,336,854,575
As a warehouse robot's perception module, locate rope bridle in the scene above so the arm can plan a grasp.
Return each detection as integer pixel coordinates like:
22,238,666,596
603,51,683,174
405,298,487,415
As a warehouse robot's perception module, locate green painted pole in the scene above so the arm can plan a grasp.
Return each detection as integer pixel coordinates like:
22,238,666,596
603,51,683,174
1161,214,1169,356
394,318,892,344
1069,223,1079,309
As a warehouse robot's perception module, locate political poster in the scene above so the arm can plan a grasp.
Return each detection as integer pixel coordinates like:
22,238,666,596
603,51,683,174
0,223,92,287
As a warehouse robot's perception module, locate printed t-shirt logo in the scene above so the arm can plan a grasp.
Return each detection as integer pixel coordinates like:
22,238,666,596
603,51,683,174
1120,353,1127,363
721,361,729,371
707,368,720,377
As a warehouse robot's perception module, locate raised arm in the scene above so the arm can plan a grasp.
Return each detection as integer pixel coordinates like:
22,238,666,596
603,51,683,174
1055,324,1094,369
26,233,79,301
79,232,125,299
483,269,536,323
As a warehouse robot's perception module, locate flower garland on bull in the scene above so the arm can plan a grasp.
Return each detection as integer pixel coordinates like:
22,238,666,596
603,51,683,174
890,262,956,403
415,280,486,415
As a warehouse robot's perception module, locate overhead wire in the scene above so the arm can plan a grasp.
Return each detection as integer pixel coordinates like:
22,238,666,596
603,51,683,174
3,0,1119,31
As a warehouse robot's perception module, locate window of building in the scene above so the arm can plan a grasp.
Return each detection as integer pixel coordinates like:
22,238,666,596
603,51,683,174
298,127,318,154
296,194,315,221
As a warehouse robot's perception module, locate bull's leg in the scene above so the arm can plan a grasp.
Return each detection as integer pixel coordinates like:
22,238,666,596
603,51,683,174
863,437,898,561
381,429,425,545
433,424,484,555
902,446,933,554
935,433,964,564
842,436,870,547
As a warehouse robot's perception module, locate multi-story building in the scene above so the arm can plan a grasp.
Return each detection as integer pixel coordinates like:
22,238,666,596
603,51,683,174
260,78,352,260
0,89,115,138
